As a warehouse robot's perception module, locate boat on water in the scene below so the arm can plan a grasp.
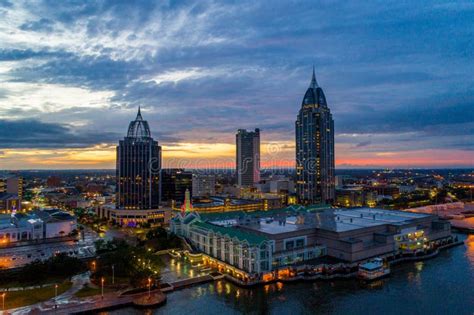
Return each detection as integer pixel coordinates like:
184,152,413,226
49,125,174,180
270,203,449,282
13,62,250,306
358,258,390,281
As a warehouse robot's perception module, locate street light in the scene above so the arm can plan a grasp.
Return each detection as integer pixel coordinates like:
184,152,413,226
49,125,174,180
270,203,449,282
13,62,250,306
54,284,58,308
112,264,115,285
148,277,152,298
101,277,105,299
1,292,5,311
92,261,96,271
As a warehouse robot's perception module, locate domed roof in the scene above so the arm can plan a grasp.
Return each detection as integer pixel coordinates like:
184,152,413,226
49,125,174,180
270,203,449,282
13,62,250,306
127,107,151,139
301,67,327,107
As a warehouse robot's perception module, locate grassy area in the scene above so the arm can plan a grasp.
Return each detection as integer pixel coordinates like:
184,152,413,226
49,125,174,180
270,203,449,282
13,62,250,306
1,281,72,310
0,276,69,289
74,284,116,298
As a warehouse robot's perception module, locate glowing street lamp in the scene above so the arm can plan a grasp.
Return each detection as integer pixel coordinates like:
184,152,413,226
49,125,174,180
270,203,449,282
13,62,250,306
54,284,58,308
1,292,5,311
92,261,96,271
112,264,115,285
101,277,105,299
148,277,152,298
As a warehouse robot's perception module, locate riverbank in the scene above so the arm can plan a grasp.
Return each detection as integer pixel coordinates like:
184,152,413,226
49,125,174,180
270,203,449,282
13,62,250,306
110,234,474,315
1,281,72,310
2,237,468,313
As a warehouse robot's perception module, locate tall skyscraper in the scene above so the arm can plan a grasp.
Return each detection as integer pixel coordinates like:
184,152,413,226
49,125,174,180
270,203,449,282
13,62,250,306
295,68,335,204
116,107,161,210
236,128,260,187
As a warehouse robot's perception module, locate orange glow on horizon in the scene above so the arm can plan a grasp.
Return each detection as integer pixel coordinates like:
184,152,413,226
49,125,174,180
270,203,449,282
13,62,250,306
0,144,472,169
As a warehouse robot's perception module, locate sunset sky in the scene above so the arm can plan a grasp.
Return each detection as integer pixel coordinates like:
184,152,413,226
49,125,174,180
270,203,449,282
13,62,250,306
0,1,473,169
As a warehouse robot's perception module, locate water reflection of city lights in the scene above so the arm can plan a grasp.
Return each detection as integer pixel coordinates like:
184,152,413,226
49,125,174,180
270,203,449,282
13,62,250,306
196,287,203,297
277,282,284,291
264,284,270,294
465,235,474,265
415,261,424,272
217,281,223,294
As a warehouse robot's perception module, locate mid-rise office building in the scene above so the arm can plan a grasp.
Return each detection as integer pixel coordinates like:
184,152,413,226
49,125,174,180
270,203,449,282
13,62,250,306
46,176,62,188
0,176,23,200
365,185,401,200
192,174,216,197
161,168,193,204
236,129,260,187
295,68,335,204
335,187,377,208
0,175,23,213
257,176,295,194
116,107,161,210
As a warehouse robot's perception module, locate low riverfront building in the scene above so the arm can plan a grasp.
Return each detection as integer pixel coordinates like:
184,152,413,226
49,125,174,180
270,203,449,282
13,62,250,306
0,209,77,244
170,205,453,282
95,203,172,227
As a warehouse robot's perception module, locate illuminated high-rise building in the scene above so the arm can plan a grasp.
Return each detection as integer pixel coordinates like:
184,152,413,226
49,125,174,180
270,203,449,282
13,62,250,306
116,107,161,210
295,68,335,204
236,129,260,187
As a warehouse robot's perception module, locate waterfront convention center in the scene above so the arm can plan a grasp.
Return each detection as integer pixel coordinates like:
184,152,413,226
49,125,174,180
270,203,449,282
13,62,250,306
171,206,453,283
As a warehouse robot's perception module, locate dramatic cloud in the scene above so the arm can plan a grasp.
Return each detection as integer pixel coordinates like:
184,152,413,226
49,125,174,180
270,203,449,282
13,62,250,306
0,0,473,169
0,119,120,148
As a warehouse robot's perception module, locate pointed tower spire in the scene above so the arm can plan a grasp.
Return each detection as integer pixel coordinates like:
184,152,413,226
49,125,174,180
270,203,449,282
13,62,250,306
136,106,143,120
181,189,193,215
310,65,318,88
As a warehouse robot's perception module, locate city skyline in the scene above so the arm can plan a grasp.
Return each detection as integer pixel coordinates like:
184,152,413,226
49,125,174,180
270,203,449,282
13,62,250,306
0,1,473,170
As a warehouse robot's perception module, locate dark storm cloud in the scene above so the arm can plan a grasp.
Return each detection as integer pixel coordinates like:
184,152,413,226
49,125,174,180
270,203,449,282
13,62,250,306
336,96,474,134
0,119,120,148
0,0,472,158
0,118,181,149
10,54,143,90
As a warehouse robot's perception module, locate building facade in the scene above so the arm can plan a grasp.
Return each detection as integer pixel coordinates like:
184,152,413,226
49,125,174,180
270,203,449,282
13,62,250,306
171,206,453,281
0,176,23,198
0,176,23,212
192,174,216,197
161,168,193,204
236,129,260,187
95,204,172,227
0,209,77,245
296,68,335,204
116,107,161,210
335,187,377,208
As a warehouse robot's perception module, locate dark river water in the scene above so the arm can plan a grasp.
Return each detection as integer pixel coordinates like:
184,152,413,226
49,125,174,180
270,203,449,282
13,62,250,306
110,234,474,315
